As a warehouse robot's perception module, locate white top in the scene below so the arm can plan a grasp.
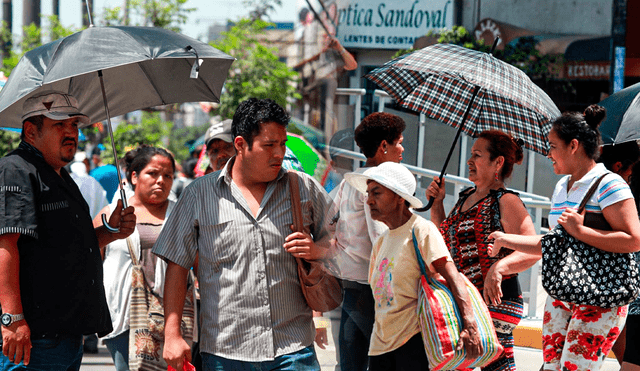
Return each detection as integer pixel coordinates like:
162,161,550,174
101,198,174,339
549,163,633,228
70,168,109,219
333,170,387,284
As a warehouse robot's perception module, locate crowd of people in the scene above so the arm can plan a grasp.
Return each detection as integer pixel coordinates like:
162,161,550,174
2,89,640,371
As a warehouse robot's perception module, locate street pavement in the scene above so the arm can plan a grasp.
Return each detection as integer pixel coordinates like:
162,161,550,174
80,324,622,370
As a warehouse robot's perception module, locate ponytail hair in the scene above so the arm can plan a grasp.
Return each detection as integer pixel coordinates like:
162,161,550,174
551,105,604,160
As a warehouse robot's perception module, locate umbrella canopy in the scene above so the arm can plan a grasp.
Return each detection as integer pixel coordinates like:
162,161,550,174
365,43,560,155
0,26,234,128
0,26,234,230
599,82,640,145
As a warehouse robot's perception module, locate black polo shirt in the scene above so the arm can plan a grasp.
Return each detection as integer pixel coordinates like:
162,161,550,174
0,141,112,337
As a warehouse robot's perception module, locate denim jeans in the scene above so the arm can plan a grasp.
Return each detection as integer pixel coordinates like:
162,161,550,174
0,334,83,371
202,345,320,371
339,282,375,371
102,330,130,371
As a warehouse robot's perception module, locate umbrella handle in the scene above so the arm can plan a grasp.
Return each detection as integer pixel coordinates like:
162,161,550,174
101,213,119,233
419,176,443,212
101,189,129,233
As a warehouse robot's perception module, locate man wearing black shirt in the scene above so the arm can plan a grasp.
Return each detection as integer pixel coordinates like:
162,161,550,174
0,91,136,369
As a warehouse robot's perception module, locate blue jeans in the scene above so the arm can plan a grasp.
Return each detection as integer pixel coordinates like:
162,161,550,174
102,330,130,371
339,281,375,371
0,334,83,371
202,345,320,371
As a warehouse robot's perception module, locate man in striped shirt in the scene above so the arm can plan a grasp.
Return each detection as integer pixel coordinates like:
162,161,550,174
155,98,337,371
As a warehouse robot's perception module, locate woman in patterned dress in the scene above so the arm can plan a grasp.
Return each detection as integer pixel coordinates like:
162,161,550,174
426,130,540,371
489,106,640,371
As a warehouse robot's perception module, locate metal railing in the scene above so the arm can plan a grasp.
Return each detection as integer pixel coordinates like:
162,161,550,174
329,146,549,318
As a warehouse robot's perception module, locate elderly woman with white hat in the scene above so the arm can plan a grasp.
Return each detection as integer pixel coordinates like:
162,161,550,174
344,162,482,371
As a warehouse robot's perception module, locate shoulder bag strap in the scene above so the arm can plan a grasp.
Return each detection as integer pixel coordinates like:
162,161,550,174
411,229,428,278
576,173,609,213
125,236,139,266
288,171,304,233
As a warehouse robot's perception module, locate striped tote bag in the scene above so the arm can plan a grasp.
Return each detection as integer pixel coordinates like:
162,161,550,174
412,229,503,370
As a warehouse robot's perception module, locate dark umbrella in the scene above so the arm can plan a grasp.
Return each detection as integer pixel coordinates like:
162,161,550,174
365,43,560,210
599,82,640,145
0,26,234,229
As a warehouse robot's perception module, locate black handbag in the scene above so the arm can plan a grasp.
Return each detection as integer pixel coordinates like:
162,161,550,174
541,173,640,308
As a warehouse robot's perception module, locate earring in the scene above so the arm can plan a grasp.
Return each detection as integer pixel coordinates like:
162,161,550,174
495,171,499,181
384,150,388,154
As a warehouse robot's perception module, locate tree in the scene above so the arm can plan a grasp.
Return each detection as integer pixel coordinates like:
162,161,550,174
0,130,19,157
100,0,195,32
1,15,77,76
100,112,173,165
211,19,301,119
243,0,283,21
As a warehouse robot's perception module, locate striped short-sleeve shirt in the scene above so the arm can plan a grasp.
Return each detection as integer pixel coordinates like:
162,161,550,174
549,163,632,228
152,157,337,362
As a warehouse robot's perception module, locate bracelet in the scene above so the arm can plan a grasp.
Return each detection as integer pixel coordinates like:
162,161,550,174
313,316,330,329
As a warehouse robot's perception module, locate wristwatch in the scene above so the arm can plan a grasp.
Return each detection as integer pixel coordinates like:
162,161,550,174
1,313,25,327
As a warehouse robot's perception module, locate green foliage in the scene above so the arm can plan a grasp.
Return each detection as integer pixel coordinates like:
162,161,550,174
243,0,283,20
426,26,566,84
430,26,488,51
100,112,173,164
0,16,79,76
0,130,20,158
100,0,195,32
167,125,209,165
392,48,415,59
211,19,301,119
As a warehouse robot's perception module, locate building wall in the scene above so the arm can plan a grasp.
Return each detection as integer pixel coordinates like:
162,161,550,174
467,0,612,36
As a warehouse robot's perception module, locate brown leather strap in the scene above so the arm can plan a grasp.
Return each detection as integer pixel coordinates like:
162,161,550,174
288,171,304,233
576,173,609,213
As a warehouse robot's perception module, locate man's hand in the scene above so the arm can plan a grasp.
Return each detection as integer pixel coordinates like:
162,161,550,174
284,229,328,260
1,321,31,365
163,335,191,371
315,328,328,349
107,199,136,239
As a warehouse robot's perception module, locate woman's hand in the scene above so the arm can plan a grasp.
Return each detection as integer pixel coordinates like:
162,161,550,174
456,324,483,359
483,262,504,306
426,177,446,202
487,231,506,257
557,208,584,237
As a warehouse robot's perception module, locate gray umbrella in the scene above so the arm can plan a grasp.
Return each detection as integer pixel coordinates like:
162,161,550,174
0,26,234,230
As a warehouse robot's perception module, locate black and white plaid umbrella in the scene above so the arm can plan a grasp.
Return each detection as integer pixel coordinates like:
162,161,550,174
366,43,560,210
366,43,560,155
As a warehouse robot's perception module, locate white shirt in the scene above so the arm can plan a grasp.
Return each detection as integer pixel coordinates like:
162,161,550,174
333,170,387,284
549,163,632,228
70,161,109,219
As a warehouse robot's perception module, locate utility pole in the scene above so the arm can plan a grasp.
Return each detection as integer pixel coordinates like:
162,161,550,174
123,0,130,25
22,0,40,27
52,0,59,17
610,0,627,93
82,0,94,27
2,0,12,61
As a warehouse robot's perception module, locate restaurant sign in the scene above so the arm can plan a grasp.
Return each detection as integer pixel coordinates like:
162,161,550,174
335,0,453,49
565,61,610,80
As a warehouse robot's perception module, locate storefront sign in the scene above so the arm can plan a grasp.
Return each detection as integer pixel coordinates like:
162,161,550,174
565,61,611,80
335,0,453,49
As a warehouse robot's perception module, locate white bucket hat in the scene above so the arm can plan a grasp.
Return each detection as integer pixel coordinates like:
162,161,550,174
344,162,423,208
